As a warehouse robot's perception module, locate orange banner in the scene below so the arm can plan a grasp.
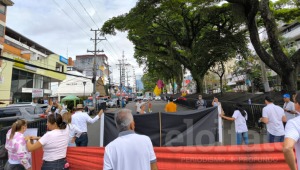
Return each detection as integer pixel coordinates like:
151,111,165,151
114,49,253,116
32,143,290,170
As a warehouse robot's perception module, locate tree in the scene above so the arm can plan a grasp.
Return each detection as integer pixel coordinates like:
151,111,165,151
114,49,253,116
224,0,300,92
210,61,225,94
141,72,158,92
101,0,248,93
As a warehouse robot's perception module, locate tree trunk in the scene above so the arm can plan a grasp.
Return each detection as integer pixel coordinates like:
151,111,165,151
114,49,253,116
220,76,223,95
281,69,297,93
194,77,204,93
177,81,182,93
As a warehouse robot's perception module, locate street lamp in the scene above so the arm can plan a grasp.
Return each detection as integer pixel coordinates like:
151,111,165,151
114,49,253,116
83,81,87,98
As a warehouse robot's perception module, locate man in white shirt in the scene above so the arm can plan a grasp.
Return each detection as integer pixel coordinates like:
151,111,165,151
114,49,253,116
283,92,300,170
283,94,297,124
103,109,158,170
135,99,144,114
71,104,103,146
260,96,287,143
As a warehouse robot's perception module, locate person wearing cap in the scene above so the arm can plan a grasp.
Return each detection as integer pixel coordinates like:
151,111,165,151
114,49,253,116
260,96,287,143
283,92,300,170
45,101,62,115
71,104,103,146
164,97,177,112
283,94,297,125
220,103,248,145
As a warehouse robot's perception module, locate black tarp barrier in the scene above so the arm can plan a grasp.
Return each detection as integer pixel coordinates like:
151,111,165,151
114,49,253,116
104,107,219,147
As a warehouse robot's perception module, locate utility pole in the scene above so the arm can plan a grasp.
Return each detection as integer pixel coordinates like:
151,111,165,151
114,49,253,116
87,29,105,109
116,60,122,108
116,52,131,108
107,63,111,98
132,67,136,93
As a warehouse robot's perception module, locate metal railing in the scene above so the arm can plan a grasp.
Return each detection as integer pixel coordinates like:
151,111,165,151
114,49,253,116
0,118,47,170
175,98,266,130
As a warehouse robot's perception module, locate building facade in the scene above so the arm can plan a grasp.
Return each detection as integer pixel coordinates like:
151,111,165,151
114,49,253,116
0,27,67,106
74,54,108,77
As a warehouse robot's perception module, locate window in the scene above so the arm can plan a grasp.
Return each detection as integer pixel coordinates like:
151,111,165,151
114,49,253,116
0,25,4,37
25,107,43,115
34,74,43,89
0,108,20,118
11,69,19,93
18,70,27,91
43,76,50,89
0,4,6,14
26,72,34,88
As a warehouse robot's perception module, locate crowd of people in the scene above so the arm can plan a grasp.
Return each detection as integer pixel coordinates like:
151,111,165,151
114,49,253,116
4,102,103,170
4,93,300,170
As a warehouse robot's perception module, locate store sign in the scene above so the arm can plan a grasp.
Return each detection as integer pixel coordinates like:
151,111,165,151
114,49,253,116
14,58,25,68
32,89,43,98
25,65,37,72
59,56,68,65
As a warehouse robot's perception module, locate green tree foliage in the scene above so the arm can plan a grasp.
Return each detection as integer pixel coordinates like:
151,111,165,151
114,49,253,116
141,72,159,93
225,0,300,92
101,0,248,93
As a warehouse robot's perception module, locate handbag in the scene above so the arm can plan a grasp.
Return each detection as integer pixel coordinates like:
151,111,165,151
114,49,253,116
0,145,8,160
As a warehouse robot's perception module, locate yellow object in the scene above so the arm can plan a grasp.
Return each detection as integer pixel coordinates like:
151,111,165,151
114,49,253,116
99,65,105,71
181,92,186,97
154,85,161,96
165,102,177,112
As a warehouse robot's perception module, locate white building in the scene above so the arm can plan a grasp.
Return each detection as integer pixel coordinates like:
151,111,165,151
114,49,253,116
55,71,93,101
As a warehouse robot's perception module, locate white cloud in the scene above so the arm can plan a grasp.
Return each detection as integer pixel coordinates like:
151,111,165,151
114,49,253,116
6,0,142,87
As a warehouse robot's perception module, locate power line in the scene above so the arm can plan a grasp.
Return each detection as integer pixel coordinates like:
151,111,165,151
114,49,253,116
88,0,103,24
0,55,91,80
85,0,123,59
65,0,93,29
77,0,99,28
76,0,120,63
52,0,92,38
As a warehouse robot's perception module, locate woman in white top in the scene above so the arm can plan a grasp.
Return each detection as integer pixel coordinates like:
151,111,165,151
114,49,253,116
220,103,249,145
26,113,70,170
62,112,82,146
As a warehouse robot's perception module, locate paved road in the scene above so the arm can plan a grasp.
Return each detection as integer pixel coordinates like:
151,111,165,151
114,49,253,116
87,100,267,146
87,100,189,146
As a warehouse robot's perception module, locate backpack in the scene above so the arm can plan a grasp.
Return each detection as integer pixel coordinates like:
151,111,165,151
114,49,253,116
0,145,8,160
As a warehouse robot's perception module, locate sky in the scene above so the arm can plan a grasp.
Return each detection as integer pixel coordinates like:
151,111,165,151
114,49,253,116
6,0,144,88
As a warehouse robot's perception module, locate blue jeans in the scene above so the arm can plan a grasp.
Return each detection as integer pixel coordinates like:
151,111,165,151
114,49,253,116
236,132,249,145
41,158,69,170
75,133,88,146
268,132,284,143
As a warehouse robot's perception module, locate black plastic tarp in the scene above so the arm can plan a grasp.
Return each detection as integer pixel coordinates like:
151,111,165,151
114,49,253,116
104,107,219,147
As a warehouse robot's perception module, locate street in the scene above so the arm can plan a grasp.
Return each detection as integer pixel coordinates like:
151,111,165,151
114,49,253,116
87,100,266,146
87,100,189,146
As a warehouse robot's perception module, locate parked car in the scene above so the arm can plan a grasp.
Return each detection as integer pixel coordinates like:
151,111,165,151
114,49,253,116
154,96,161,101
0,105,46,128
107,99,117,108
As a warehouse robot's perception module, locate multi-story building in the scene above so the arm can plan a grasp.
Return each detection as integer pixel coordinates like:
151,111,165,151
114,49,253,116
280,21,300,50
0,0,13,54
0,0,13,103
74,54,108,77
0,1,67,105
0,27,68,106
